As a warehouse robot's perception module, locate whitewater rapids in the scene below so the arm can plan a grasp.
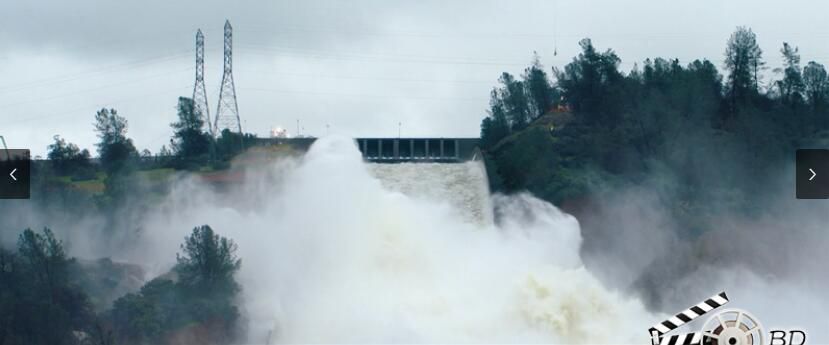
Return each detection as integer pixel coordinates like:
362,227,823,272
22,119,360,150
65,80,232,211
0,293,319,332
129,136,662,344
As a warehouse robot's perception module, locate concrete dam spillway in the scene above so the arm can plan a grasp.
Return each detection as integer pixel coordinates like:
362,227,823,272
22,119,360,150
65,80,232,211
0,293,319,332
356,138,481,162
368,162,494,226
252,137,482,162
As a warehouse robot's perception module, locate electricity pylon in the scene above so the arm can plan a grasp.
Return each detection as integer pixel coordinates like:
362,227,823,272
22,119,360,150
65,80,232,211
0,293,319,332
192,29,212,136
214,20,242,136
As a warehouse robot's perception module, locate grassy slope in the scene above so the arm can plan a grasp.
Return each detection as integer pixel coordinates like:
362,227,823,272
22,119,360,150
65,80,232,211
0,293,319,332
57,144,303,198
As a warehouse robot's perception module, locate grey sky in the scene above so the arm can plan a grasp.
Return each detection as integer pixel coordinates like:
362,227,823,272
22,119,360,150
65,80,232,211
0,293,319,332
2,0,829,156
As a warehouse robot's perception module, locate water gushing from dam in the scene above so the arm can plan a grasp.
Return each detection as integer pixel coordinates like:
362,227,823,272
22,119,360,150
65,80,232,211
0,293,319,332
368,162,493,226
128,136,661,343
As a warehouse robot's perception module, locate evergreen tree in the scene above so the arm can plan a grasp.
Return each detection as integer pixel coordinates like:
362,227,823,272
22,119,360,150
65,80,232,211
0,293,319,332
497,72,532,131
481,88,512,148
776,42,804,106
0,228,94,345
175,225,241,298
803,61,829,115
93,108,137,174
554,38,623,126
170,97,211,160
724,27,764,107
109,225,242,344
47,135,92,176
523,52,556,117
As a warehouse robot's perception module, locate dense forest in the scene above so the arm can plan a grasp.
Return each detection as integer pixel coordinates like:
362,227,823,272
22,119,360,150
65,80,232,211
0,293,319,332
481,26,827,232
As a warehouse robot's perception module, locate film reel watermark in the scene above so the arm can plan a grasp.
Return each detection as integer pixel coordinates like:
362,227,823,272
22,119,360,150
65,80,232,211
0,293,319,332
648,292,808,345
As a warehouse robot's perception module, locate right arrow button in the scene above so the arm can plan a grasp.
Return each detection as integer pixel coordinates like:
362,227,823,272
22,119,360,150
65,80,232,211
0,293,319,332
797,149,829,199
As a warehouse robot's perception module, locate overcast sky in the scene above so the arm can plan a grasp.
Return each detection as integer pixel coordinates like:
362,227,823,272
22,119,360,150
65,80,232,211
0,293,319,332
2,0,829,156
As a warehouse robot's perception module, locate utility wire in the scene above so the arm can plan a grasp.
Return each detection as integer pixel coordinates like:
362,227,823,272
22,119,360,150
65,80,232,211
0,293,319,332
4,86,190,126
0,50,192,94
240,87,486,103
0,67,191,110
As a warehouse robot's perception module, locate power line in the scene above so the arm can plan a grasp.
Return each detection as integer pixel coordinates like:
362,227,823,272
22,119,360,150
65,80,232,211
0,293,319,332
4,85,190,126
5,24,829,96
237,44,528,67
0,50,192,94
7,40,825,103
243,24,829,41
238,42,829,74
0,67,191,110
240,86,486,103
262,71,494,85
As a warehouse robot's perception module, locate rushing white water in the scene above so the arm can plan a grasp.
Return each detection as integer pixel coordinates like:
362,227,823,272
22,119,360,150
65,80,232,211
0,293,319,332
368,162,493,226
127,136,662,344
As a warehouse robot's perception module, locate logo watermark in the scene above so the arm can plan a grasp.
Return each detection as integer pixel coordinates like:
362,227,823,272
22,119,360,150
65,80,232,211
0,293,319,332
648,292,808,345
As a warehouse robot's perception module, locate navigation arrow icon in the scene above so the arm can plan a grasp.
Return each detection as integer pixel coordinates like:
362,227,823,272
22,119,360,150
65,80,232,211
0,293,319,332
797,150,829,199
0,149,30,199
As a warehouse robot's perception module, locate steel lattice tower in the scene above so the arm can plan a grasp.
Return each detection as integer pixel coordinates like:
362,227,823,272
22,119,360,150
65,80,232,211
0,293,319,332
192,29,213,136
214,20,242,135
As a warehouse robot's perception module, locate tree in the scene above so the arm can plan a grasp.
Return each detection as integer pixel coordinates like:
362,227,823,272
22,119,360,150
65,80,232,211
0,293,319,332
480,88,511,148
108,225,242,344
684,59,723,124
17,228,69,292
554,38,624,125
214,129,256,161
158,145,172,157
775,42,804,106
523,52,556,117
803,61,829,114
47,135,89,162
496,73,532,131
109,280,171,343
47,135,92,176
93,108,138,209
175,225,241,297
170,97,211,160
93,108,137,174
480,117,495,148
724,27,764,106
3,228,94,345
0,246,18,344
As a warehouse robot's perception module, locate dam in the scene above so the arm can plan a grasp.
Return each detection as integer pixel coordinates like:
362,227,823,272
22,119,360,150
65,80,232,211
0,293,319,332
356,138,481,162
252,137,481,162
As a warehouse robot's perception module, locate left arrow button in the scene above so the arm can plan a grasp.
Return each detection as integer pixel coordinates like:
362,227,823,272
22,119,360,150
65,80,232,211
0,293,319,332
0,149,30,199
